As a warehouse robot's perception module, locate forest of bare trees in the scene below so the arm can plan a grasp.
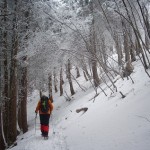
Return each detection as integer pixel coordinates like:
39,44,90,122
0,0,150,149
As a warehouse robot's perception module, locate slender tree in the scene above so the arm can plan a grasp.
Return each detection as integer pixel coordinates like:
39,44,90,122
67,59,75,95
54,67,58,93
60,67,64,96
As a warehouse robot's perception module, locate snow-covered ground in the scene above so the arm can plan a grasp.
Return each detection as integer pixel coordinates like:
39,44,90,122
9,58,150,150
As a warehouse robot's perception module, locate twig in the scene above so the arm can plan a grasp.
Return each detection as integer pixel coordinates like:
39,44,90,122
89,93,100,102
119,91,126,98
64,91,71,101
137,115,150,123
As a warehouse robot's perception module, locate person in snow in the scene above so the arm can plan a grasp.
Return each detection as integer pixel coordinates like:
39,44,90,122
35,95,54,138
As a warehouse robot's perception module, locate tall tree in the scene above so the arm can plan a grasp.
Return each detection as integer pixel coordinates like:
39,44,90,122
8,0,18,143
60,67,64,96
48,73,53,103
67,59,75,95
89,1,100,87
1,0,9,148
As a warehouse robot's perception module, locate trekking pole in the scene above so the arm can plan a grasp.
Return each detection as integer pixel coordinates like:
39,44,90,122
35,113,37,135
51,113,55,134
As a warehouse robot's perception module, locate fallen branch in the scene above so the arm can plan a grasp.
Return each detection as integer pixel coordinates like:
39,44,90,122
76,107,88,113
119,91,126,98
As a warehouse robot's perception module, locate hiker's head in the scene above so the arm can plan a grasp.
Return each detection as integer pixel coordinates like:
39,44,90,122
41,95,48,100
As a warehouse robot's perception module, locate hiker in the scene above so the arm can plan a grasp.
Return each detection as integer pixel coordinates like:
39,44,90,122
35,95,54,138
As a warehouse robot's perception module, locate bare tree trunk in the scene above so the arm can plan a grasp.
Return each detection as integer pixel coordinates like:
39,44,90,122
9,36,18,145
123,28,134,76
144,23,150,51
91,60,100,87
67,59,75,95
2,0,9,147
20,56,28,133
82,60,90,80
128,28,136,62
18,7,29,132
83,70,88,81
18,65,24,131
0,55,5,150
89,1,101,88
8,0,18,143
76,66,80,78
0,109,5,150
114,32,123,66
53,68,58,93
18,106,22,132
0,31,3,149
18,65,28,133
101,37,108,72
135,38,140,55
48,73,53,102
130,42,136,62
60,67,63,96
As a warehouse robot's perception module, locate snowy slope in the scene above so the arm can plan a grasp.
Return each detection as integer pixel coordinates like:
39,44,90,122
9,59,150,150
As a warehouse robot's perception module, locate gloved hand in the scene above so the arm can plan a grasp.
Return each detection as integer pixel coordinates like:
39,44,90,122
35,111,37,118
35,110,38,114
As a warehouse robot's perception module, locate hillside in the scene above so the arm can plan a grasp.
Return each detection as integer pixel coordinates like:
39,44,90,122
9,58,150,150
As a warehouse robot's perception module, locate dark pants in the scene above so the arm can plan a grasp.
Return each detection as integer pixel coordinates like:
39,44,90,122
40,114,50,136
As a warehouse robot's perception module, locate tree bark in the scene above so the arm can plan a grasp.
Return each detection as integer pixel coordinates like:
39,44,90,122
122,20,134,76
8,0,18,143
83,70,88,81
53,68,58,93
76,66,80,78
60,67,63,96
2,0,9,147
20,56,28,133
9,36,18,145
0,109,5,150
48,73,53,103
114,32,123,66
67,59,75,95
48,73,52,96
89,1,100,87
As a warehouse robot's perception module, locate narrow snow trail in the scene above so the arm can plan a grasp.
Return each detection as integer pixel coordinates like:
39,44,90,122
9,91,68,150
9,59,150,150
